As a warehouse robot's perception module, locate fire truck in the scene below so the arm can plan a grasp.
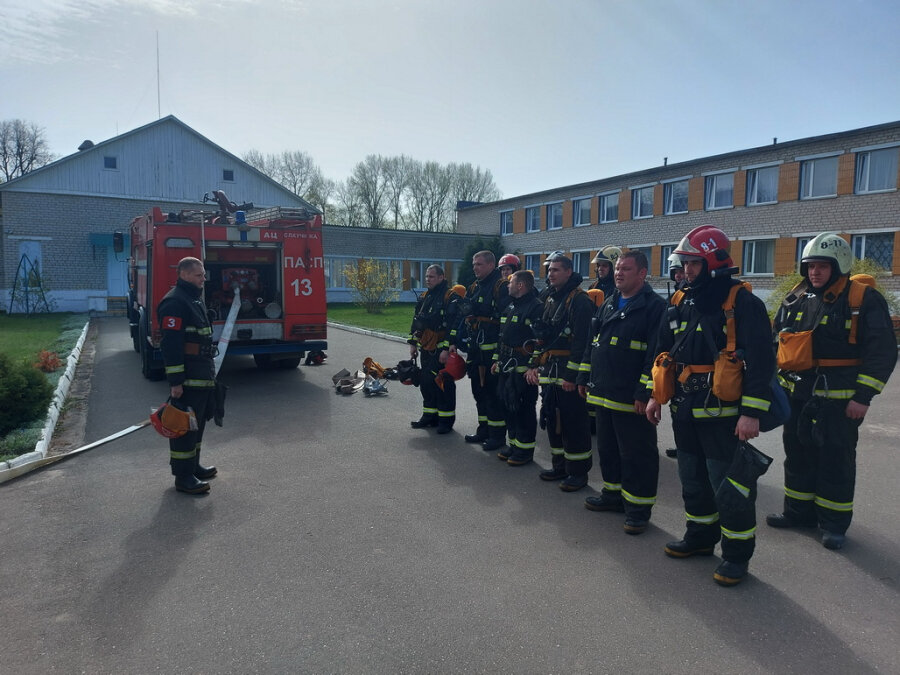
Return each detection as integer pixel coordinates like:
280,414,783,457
121,193,327,380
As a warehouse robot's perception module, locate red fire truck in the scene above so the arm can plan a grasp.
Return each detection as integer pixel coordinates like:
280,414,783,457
122,196,327,379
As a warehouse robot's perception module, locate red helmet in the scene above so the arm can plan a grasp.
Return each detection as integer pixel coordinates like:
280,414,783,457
673,225,737,276
498,254,520,271
150,399,197,438
436,352,466,390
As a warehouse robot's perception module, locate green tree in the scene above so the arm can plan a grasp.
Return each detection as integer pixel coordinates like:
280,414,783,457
343,259,402,313
456,237,505,288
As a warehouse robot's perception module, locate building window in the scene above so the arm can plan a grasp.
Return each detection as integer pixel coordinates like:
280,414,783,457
525,254,541,278
223,169,235,182
800,156,838,199
746,166,779,205
599,192,619,223
325,257,355,288
572,251,590,278
660,244,674,276
742,239,775,275
705,173,734,210
631,186,654,219
500,211,513,236
855,148,898,194
103,156,117,170
573,198,591,227
526,206,540,232
795,237,811,265
663,180,689,215
852,232,894,271
547,202,563,230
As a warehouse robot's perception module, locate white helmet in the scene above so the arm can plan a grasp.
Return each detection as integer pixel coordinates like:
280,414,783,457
800,232,853,276
591,245,622,266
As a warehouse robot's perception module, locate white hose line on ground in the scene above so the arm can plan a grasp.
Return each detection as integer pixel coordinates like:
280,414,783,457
213,288,241,375
1,304,240,485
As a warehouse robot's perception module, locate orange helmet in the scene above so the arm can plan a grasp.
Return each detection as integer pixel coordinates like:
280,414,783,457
150,399,197,438
673,225,737,277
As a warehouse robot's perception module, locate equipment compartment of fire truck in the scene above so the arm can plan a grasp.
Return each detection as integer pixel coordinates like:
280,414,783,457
122,192,327,380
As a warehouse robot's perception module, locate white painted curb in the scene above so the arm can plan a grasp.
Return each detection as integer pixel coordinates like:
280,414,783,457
327,321,408,344
0,320,90,476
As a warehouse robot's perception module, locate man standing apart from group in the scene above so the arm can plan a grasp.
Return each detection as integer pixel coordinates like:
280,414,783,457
579,251,665,533
158,256,219,495
769,233,895,550
409,264,457,434
527,252,594,491
450,251,509,452
645,226,774,586
493,270,543,466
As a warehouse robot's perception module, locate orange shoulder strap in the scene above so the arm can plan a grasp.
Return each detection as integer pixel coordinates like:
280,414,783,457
722,281,752,352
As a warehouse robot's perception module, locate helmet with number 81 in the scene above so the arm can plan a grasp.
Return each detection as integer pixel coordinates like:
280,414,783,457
800,232,853,277
673,225,736,276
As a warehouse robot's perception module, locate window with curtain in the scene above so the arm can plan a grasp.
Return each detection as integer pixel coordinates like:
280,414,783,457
851,232,894,270
547,203,563,230
742,239,775,275
663,180,689,214
800,156,838,199
705,173,734,209
500,211,513,235
599,192,619,223
632,186,654,219
525,254,541,278
855,147,899,194
795,237,811,265
746,166,779,205
573,198,591,226
526,207,540,232
660,244,674,276
572,251,590,278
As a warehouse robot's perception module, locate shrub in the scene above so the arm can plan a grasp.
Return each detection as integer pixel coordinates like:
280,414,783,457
0,353,53,436
34,350,62,372
343,259,402,313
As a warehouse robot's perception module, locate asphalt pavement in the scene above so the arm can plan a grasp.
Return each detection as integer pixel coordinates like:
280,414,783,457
1,318,898,674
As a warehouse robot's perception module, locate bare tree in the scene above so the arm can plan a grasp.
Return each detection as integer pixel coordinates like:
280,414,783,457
404,161,454,232
243,149,279,179
0,119,55,182
382,155,413,229
351,154,390,228
242,148,323,206
331,179,365,228
450,162,502,203
306,176,336,220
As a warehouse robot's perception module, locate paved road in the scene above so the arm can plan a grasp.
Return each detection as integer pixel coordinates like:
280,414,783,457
1,319,898,674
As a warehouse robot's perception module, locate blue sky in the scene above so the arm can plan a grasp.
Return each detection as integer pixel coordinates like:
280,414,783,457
2,0,898,198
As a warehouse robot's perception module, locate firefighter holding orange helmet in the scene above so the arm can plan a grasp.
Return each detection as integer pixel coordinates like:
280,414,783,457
408,264,460,434
645,226,775,587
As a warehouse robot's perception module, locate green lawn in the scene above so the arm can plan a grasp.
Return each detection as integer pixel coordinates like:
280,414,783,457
327,303,415,337
0,313,77,364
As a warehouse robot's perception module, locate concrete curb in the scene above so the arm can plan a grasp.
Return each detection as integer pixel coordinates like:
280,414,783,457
327,321,409,345
0,320,90,476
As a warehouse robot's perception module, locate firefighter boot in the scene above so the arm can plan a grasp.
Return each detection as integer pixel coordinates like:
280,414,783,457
539,456,567,481
464,426,488,443
766,513,816,529
173,460,209,495
194,450,217,480
713,560,749,587
664,539,716,558
821,530,846,550
411,415,438,429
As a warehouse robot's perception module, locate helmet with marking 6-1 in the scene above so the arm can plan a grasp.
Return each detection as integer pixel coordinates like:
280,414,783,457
673,225,736,277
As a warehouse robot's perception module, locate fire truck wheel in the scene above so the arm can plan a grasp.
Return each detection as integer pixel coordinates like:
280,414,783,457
277,358,301,370
253,354,275,370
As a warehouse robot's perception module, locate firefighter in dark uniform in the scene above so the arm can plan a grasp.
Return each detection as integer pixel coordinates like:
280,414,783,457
590,245,621,298
768,233,896,550
526,252,595,491
646,226,775,587
492,270,543,466
158,257,219,495
578,251,666,534
450,250,509,452
409,264,457,434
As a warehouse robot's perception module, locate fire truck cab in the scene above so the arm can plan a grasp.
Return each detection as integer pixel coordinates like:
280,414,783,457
124,200,327,379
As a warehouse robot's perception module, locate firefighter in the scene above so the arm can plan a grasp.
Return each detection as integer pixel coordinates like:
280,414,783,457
158,257,219,495
492,270,543,466
664,252,686,459
450,250,509,451
408,264,457,434
498,253,521,281
526,252,595,491
768,233,896,550
578,250,666,533
590,245,622,298
645,226,775,586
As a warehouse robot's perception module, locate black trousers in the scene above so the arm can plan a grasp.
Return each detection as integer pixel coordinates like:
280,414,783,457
673,417,760,564
169,387,215,477
782,397,858,534
467,363,506,440
545,385,592,477
595,405,659,522
419,349,455,425
500,372,538,453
